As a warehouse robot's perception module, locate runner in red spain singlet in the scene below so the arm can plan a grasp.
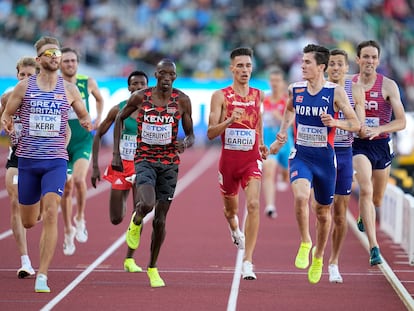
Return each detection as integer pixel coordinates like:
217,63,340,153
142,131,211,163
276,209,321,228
219,86,263,196
207,47,267,281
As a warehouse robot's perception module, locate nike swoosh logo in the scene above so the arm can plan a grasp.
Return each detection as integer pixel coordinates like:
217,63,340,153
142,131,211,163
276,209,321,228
30,93,43,98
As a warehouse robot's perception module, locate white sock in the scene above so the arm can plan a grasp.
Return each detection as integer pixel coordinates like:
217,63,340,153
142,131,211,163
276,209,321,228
21,255,31,267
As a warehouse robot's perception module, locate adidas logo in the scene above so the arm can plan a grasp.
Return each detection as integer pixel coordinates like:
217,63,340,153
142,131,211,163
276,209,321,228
114,178,123,185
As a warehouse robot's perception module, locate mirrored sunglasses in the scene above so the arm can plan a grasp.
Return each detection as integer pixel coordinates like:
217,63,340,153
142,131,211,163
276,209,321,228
38,49,62,58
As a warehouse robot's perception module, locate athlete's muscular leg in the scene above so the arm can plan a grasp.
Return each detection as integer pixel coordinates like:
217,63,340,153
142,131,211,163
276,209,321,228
353,154,378,249
372,166,391,214
134,184,156,224
109,189,129,225
223,195,240,231
262,158,277,208
37,193,60,276
313,201,332,259
61,176,74,236
291,178,312,244
72,158,90,222
329,194,349,265
243,178,261,263
7,167,28,256
149,200,171,267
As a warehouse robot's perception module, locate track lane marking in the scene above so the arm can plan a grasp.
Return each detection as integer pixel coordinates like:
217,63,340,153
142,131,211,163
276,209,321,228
40,147,218,311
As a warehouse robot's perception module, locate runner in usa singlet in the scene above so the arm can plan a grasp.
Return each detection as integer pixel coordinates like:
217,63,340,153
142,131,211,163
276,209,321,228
352,73,394,169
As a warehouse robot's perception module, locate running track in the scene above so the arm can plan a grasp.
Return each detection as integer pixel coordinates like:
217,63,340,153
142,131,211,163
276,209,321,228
0,144,413,311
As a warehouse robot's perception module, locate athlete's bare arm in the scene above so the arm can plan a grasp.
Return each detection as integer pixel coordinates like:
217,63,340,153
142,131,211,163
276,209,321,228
207,90,242,140
177,92,195,153
352,82,367,138
322,86,359,133
375,77,406,135
65,81,92,131
0,92,11,132
88,76,104,129
269,85,295,154
112,90,144,171
1,80,27,134
257,90,268,159
91,104,120,188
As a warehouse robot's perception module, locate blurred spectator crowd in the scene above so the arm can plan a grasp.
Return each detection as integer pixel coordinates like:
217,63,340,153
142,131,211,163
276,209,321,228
1,0,414,110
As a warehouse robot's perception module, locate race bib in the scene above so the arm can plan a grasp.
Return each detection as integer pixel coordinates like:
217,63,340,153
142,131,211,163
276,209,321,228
141,122,172,145
365,117,380,127
296,123,327,147
13,122,23,139
120,134,137,161
29,113,61,137
335,128,349,143
224,128,255,151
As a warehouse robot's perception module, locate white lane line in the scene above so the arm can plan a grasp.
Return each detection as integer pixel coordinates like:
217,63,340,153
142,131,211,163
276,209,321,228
227,205,248,311
347,210,414,310
40,147,218,311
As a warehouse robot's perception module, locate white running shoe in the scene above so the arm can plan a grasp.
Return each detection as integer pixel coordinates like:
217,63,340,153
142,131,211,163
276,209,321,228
17,265,35,279
242,261,257,280
230,229,245,250
328,264,343,283
264,205,277,219
74,217,88,243
63,226,76,256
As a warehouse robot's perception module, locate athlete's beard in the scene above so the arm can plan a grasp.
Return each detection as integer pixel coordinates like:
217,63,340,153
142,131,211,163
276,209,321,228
42,62,60,73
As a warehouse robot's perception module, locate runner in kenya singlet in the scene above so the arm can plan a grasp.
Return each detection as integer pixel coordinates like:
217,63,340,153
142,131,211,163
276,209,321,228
135,87,182,165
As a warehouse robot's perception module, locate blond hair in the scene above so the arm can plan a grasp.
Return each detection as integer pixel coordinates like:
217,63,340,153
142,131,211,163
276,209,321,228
34,36,60,55
16,57,40,74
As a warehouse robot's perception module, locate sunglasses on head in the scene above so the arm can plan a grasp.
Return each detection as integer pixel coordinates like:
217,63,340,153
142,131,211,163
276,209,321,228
38,48,62,58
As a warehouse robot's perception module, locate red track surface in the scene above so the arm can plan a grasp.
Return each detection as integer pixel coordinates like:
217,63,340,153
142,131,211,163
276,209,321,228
0,145,413,310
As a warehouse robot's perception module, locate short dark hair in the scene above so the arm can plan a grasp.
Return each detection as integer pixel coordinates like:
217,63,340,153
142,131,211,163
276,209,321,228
329,49,349,64
127,70,148,86
303,44,330,71
61,47,80,62
230,47,253,60
356,40,381,57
